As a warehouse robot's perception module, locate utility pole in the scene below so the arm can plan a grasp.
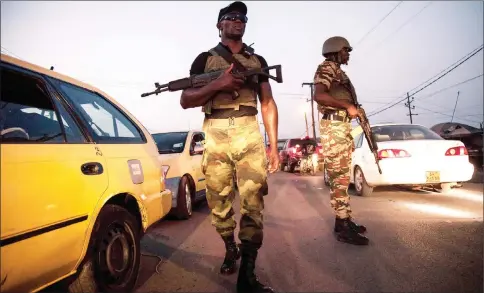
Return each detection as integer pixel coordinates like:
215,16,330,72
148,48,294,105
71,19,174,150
302,82,317,140
404,92,418,124
450,91,460,123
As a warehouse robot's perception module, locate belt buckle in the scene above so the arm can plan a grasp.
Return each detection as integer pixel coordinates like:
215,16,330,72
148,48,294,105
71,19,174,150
229,117,235,126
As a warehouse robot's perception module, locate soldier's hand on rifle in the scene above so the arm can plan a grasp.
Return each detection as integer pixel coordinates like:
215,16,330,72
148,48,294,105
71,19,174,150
215,63,245,92
346,104,358,118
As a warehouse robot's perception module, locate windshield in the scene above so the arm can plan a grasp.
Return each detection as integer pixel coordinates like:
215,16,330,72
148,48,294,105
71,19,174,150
371,125,443,142
277,141,285,151
152,132,188,154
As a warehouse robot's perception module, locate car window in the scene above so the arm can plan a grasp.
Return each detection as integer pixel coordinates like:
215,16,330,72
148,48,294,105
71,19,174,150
0,67,78,144
371,125,444,142
353,133,363,148
152,132,188,154
277,141,285,151
49,78,145,144
190,133,204,154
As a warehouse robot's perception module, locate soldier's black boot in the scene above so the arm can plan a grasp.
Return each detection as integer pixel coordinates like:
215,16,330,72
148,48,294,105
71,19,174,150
220,234,241,275
334,217,367,234
334,218,369,246
236,243,275,293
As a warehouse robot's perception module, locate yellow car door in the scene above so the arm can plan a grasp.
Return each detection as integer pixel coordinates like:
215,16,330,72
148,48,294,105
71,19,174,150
48,77,164,228
0,64,109,292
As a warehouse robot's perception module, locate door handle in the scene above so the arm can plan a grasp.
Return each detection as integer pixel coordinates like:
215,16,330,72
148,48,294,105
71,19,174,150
81,162,104,175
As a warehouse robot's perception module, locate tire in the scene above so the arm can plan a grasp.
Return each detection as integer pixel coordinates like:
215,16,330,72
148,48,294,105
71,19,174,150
68,204,141,293
289,162,296,173
354,166,374,197
176,176,193,220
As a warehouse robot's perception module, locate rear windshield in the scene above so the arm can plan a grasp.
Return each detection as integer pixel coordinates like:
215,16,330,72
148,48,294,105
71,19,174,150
152,132,188,154
371,125,443,142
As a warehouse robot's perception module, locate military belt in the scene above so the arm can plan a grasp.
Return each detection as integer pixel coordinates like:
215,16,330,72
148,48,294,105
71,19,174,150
321,113,351,123
205,115,257,127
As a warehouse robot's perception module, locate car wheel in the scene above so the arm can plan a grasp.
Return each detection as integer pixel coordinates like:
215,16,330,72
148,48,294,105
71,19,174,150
176,176,193,220
354,166,373,197
323,166,330,186
68,204,140,293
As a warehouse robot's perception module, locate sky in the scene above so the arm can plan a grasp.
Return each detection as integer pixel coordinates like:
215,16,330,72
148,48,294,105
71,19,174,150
1,1,483,140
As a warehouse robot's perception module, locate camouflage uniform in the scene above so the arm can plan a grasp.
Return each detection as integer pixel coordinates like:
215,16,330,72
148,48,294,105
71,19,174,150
313,36,369,245
187,2,275,292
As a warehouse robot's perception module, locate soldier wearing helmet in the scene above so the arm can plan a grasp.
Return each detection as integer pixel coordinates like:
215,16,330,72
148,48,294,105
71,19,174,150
312,36,369,246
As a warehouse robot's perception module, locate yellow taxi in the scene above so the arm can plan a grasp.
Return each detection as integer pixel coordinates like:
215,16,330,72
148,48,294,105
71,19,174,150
0,54,172,293
151,130,207,219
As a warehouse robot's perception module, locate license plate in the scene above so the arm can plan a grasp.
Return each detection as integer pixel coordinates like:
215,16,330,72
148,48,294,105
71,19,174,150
425,171,440,183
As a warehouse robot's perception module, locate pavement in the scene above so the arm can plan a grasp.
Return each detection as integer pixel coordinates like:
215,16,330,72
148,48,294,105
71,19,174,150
135,171,483,293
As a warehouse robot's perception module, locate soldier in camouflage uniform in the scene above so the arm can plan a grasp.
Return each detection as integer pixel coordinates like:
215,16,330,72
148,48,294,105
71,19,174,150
313,36,369,246
180,2,279,292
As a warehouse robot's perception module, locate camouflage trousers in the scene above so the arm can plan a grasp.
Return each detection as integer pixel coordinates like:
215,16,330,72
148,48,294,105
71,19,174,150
320,119,353,219
201,115,268,248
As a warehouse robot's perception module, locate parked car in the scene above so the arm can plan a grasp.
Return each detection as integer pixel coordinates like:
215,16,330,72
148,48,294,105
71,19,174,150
151,130,207,219
279,136,320,172
0,53,172,293
349,123,475,196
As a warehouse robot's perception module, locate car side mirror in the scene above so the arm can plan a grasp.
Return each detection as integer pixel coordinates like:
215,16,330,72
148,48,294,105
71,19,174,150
192,144,204,155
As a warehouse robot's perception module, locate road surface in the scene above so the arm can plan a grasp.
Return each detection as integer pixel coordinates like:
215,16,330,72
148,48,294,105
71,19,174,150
135,171,483,293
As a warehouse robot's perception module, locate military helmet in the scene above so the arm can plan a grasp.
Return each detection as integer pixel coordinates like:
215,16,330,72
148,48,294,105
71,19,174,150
322,36,352,55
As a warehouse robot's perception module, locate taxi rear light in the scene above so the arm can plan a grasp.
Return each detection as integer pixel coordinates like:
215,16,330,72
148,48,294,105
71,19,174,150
445,146,468,156
378,149,410,159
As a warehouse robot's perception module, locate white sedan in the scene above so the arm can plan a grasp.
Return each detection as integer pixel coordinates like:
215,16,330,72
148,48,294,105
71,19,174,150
349,123,475,196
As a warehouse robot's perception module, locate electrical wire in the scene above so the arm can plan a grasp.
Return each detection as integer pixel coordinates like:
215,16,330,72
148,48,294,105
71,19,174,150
355,1,404,46
370,1,433,50
418,73,483,101
368,44,484,115
415,105,482,124
367,45,483,117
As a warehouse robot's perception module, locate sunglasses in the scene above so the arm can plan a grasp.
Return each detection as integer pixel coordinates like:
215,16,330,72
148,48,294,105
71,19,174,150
220,13,248,23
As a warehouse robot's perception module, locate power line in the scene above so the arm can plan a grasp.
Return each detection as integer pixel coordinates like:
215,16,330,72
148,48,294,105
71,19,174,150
368,44,484,114
418,73,483,101
407,45,484,94
416,105,482,125
355,1,403,46
370,1,433,50
367,45,483,117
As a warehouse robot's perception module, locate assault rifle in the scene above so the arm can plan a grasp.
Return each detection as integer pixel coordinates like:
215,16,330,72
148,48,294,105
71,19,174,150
140,65,283,98
355,105,382,174
340,79,383,174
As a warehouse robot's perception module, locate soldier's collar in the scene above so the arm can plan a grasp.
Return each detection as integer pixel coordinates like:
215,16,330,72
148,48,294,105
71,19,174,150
218,42,253,57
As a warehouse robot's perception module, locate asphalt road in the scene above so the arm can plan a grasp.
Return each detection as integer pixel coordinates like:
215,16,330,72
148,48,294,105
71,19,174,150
136,171,483,293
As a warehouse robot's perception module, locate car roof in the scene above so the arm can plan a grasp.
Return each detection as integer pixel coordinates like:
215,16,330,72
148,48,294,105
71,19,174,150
1,53,110,99
368,122,428,128
1,53,151,136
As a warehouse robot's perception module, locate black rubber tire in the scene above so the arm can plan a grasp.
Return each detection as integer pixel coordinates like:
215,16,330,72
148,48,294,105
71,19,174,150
176,176,192,220
354,166,374,197
68,204,141,293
